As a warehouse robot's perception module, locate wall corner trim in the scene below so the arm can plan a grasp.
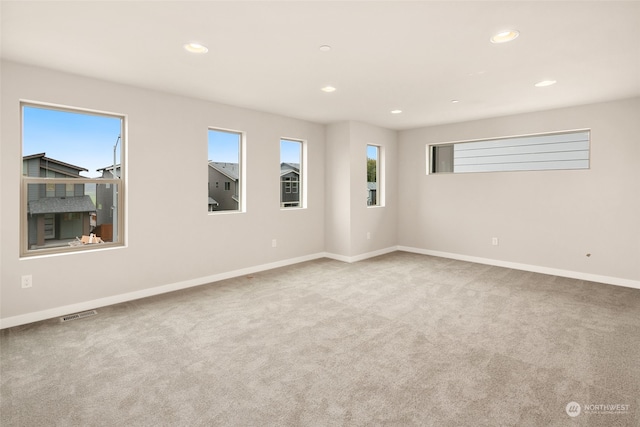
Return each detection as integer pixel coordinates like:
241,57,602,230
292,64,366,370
323,246,399,264
397,246,640,290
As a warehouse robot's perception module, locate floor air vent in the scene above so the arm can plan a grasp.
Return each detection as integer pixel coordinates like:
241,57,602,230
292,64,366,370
61,310,98,323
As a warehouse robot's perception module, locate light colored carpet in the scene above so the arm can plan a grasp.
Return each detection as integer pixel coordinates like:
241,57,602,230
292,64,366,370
1,252,639,426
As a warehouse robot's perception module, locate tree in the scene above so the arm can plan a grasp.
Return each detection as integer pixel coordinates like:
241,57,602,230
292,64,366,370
367,158,377,182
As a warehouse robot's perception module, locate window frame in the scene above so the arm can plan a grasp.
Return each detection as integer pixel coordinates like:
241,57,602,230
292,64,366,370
366,144,383,207
20,101,126,257
207,127,246,214
279,138,306,209
427,129,591,175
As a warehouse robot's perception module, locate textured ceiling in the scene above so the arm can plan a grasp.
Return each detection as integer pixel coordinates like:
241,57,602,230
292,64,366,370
2,1,639,130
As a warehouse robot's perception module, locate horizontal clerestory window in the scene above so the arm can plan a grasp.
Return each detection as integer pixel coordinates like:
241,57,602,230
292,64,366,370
429,130,590,174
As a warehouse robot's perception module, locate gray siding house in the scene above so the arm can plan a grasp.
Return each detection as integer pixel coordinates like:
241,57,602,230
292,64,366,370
367,182,377,206
23,153,94,248
280,162,300,207
95,164,120,241
208,162,239,211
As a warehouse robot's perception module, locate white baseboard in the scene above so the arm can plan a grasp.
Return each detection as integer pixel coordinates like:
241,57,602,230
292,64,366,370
0,252,326,330
323,246,398,263
322,252,352,263
397,246,640,290
4,247,636,329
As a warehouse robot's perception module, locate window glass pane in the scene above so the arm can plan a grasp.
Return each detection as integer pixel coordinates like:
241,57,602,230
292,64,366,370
22,105,123,255
367,145,379,206
23,106,122,178
431,145,454,173
429,130,590,174
208,129,241,212
280,139,302,208
25,182,119,250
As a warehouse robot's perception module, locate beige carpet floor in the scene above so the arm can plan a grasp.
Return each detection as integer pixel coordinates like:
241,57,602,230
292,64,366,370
1,251,639,426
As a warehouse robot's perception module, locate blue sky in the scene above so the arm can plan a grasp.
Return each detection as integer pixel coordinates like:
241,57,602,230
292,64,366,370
208,129,240,163
23,106,122,178
24,107,304,177
208,129,301,164
367,145,378,160
280,139,301,164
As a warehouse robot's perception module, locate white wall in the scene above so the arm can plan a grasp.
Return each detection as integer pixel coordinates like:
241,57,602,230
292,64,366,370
348,122,397,258
324,122,351,256
325,121,397,260
2,59,637,327
0,61,325,325
398,97,640,284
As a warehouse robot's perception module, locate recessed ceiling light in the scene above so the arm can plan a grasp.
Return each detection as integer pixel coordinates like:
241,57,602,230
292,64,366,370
451,100,460,104
535,80,557,87
319,45,332,52
321,86,336,93
490,30,520,44
184,42,208,54
390,110,402,114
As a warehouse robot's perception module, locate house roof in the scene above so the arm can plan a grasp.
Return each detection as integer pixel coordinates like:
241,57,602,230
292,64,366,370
208,197,219,206
97,164,121,177
97,164,121,171
280,162,300,177
28,195,96,215
281,162,299,171
208,162,239,181
23,153,89,176
280,170,300,178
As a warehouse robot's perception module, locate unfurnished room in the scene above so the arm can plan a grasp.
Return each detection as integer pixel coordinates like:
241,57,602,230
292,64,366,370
1,1,639,426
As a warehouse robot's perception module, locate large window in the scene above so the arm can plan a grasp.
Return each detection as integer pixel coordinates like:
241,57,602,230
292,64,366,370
367,145,381,207
21,103,124,256
429,130,590,174
208,128,243,212
280,139,304,208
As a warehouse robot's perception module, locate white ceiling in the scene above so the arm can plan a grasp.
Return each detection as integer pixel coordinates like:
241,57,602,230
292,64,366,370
2,1,639,130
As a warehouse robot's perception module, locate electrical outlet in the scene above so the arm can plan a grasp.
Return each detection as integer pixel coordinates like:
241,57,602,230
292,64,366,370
492,237,499,246
21,275,33,289
272,239,277,248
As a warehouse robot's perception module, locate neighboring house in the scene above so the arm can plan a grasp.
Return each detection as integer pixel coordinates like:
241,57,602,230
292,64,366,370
280,162,300,207
207,197,219,212
208,162,239,211
367,182,377,206
95,164,120,241
23,153,95,248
